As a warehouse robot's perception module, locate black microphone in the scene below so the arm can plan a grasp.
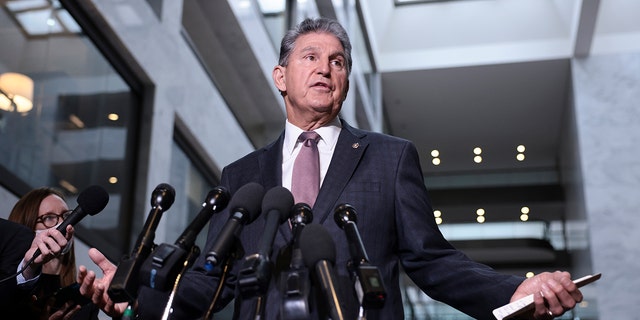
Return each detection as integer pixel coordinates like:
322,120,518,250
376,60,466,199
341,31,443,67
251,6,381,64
32,185,109,258
334,204,386,310
175,186,230,251
289,203,313,249
138,187,230,292
204,182,264,271
280,203,313,320
238,186,293,298
300,224,345,320
108,183,175,303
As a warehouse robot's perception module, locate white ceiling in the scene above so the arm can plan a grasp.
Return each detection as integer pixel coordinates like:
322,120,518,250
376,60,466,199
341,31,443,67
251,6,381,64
354,0,640,223
357,0,640,175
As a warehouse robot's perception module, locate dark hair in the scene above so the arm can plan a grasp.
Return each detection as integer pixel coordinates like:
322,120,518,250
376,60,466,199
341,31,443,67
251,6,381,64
278,17,353,75
8,187,77,286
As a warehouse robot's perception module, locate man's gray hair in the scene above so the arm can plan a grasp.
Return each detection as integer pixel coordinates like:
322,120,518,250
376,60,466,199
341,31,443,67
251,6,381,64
278,17,352,75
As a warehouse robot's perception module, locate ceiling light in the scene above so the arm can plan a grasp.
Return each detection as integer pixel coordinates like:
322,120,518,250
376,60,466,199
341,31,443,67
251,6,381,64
473,147,482,155
474,155,482,163
0,72,34,114
521,206,530,214
476,216,485,223
516,153,525,161
517,145,526,153
520,214,529,221
433,210,442,218
525,272,535,278
432,158,441,165
476,208,485,216
69,114,85,128
108,113,119,121
109,176,118,184
431,149,439,157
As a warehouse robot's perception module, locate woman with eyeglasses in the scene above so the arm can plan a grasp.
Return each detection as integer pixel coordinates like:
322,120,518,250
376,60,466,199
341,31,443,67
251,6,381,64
9,187,98,320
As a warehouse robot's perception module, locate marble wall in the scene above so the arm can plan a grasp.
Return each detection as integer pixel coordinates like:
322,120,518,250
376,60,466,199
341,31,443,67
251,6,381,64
572,52,640,318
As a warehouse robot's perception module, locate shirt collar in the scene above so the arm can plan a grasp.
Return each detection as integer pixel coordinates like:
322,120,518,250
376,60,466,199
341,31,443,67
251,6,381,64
284,117,342,155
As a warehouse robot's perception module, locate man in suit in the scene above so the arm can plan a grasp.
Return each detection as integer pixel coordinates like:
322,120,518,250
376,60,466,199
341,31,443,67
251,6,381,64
168,17,583,320
79,17,584,320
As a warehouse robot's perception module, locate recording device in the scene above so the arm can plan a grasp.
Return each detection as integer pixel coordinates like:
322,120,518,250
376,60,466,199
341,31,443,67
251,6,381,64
237,186,293,299
334,204,386,309
108,183,175,303
300,224,345,320
51,282,92,311
139,187,230,292
32,185,109,259
280,203,313,320
204,182,264,271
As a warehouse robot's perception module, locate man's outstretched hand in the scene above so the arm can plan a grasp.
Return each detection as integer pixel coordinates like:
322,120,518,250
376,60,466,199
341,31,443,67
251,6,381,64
77,248,128,317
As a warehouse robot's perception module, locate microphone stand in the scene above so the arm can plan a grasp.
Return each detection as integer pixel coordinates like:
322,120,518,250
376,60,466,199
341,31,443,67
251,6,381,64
203,239,245,320
280,225,311,320
161,245,200,320
347,261,366,320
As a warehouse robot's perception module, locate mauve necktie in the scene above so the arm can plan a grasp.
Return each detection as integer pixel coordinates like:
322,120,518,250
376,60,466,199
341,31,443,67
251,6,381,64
291,131,321,207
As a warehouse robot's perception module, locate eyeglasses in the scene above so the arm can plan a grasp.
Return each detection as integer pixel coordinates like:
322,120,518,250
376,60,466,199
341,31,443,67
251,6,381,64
36,210,73,228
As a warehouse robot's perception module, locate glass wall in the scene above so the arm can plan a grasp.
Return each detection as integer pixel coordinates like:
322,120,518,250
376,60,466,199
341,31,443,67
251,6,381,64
0,0,140,257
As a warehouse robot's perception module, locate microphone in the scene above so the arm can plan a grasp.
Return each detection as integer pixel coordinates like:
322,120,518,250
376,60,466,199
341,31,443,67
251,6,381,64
175,187,231,251
334,204,386,310
108,183,175,303
238,186,293,298
204,182,264,271
32,185,109,258
289,203,313,248
300,224,345,320
139,187,230,292
280,203,313,320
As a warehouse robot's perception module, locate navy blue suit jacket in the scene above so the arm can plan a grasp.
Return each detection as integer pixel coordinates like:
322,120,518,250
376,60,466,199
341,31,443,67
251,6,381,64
171,120,524,319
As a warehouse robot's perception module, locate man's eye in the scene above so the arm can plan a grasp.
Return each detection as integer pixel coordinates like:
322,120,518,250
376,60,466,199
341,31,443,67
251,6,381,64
331,60,344,67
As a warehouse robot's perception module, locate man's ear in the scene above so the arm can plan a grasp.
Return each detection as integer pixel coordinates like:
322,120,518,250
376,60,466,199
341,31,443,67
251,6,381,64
273,66,286,92
342,80,349,102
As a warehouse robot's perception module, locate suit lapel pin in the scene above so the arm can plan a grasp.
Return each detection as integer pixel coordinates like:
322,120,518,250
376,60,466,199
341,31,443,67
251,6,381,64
352,142,360,149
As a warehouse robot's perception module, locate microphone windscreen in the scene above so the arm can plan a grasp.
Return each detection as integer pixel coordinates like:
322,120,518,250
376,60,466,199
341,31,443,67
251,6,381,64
77,185,109,216
299,224,336,267
262,186,294,222
229,182,264,223
152,183,176,210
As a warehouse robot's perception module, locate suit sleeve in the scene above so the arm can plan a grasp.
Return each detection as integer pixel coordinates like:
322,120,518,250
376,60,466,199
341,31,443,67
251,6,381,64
393,141,524,320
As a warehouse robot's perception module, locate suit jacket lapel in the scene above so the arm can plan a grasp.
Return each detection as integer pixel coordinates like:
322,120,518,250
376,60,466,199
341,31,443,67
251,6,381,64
314,122,368,224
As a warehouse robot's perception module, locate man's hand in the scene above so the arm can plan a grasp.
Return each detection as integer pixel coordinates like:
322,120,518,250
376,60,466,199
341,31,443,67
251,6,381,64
22,225,74,279
77,248,127,317
511,271,583,319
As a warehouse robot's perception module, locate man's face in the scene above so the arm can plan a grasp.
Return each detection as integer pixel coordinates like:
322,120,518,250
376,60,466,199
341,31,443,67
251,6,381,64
274,32,349,127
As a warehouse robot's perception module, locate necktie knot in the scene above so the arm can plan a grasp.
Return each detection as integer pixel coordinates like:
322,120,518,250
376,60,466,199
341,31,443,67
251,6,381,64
299,131,320,147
